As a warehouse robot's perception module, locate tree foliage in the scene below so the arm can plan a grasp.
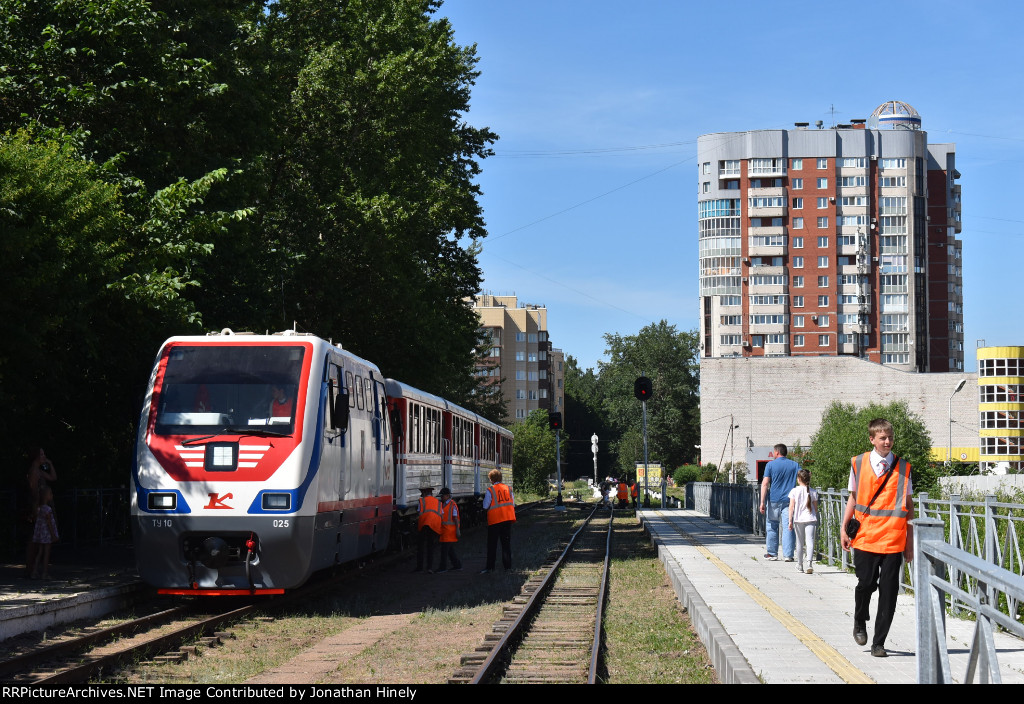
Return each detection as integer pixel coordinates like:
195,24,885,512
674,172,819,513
809,400,934,494
0,0,497,484
598,321,701,475
563,355,612,479
510,410,563,496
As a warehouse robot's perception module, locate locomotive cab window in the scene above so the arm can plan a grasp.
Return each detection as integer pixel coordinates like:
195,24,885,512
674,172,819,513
154,345,305,435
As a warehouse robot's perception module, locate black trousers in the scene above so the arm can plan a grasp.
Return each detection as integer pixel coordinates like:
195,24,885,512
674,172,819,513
485,521,513,570
439,542,461,570
416,527,439,570
853,548,902,647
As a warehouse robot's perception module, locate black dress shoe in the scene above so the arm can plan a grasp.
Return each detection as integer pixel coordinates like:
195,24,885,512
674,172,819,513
871,644,887,657
854,622,868,646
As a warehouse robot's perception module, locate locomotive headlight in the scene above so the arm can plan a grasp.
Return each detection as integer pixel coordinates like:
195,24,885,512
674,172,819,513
148,492,177,510
262,493,291,510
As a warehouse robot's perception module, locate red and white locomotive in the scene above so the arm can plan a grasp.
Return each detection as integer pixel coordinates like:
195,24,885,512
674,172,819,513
131,329,512,595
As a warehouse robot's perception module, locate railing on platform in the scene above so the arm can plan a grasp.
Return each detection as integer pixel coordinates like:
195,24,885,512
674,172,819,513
914,517,1024,683
685,482,1024,624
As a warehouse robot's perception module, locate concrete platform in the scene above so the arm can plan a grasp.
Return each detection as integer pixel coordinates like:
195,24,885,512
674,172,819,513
0,542,145,641
640,508,1024,684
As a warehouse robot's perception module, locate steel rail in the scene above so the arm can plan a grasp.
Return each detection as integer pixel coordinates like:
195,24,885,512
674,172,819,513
467,504,612,684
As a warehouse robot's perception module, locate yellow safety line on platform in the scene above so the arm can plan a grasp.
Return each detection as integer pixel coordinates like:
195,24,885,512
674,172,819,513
655,511,874,685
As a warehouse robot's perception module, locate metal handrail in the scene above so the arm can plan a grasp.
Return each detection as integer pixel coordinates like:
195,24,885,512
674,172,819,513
913,517,1024,683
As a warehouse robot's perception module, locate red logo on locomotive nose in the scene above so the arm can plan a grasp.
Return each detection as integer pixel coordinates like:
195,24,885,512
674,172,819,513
204,493,234,509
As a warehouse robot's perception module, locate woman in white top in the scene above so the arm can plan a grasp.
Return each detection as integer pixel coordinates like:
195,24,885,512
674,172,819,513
787,469,819,574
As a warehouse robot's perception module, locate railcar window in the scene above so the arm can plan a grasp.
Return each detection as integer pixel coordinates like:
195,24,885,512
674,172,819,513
355,375,365,410
364,378,374,414
346,372,356,407
155,345,305,435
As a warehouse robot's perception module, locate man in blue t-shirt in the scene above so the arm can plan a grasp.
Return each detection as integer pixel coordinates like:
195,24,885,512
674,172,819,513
759,444,801,561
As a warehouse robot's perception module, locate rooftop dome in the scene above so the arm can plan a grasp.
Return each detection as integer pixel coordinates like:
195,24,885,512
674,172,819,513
869,100,922,130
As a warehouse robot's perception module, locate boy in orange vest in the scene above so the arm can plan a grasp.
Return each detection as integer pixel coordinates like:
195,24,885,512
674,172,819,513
437,487,462,572
840,418,914,658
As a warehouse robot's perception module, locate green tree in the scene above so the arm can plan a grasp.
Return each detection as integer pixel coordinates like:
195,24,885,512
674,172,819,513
809,400,933,494
563,355,612,479
509,410,565,496
598,321,701,474
248,0,497,404
0,131,237,481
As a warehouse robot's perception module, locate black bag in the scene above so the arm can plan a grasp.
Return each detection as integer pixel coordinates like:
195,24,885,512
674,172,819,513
845,517,861,540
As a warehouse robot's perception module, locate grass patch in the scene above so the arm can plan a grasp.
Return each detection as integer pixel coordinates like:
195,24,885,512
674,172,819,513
602,516,717,684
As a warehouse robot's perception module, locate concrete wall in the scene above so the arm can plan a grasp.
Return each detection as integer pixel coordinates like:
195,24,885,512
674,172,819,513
700,355,977,460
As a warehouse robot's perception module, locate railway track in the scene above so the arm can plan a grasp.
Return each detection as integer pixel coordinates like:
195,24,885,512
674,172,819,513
451,504,613,684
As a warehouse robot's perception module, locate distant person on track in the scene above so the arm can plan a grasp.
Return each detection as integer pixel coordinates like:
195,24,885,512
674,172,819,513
841,418,914,658
29,485,59,579
630,479,639,509
787,469,819,574
616,479,629,509
759,444,800,561
414,486,442,573
437,487,462,573
480,469,515,574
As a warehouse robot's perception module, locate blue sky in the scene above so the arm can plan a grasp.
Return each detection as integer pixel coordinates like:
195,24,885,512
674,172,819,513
441,0,1022,372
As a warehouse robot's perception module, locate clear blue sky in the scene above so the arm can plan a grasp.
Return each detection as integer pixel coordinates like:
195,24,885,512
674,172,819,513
440,0,1022,372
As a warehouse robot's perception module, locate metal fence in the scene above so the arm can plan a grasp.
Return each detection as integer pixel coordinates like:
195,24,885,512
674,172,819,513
914,517,1024,683
0,487,130,562
685,482,1024,624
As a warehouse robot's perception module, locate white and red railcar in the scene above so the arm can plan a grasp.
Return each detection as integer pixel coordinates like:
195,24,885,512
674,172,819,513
131,330,512,595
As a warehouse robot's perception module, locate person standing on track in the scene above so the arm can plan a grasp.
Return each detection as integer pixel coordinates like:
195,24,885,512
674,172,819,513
414,486,442,573
437,487,462,573
480,469,515,574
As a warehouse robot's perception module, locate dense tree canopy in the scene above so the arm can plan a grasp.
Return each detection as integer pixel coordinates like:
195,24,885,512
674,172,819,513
598,321,701,475
0,0,497,484
510,409,564,496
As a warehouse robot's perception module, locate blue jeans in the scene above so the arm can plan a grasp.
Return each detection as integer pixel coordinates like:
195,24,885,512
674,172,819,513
765,500,795,558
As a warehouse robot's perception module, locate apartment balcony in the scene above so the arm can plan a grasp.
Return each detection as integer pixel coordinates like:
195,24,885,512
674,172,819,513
748,206,787,219
747,186,786,198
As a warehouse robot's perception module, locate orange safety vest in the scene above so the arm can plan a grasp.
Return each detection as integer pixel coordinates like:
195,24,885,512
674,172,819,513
418,495,442,533
850,453,911,554
617,482,628,500
440,499,460,543
486,483,516,525
630,483,638,498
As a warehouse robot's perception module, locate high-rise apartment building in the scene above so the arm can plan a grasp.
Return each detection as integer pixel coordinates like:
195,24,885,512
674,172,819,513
473,294,564,422
697,101,963,372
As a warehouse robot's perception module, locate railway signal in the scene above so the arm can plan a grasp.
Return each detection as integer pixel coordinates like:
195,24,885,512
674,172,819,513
548,412,562,431
634,376,653,402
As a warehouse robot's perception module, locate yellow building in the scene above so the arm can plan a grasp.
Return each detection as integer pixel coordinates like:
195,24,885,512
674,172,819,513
473,294,564,423
978,346,1024,472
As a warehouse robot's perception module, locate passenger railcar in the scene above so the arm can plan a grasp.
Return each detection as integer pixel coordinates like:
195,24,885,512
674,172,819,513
131,330,394,594
385,380,511,532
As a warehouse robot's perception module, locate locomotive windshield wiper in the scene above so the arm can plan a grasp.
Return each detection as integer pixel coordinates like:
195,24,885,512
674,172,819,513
237,428,292,438
181,434,218,446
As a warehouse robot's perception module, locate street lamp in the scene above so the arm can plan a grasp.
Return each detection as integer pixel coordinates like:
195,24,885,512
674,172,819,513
948,378,967,465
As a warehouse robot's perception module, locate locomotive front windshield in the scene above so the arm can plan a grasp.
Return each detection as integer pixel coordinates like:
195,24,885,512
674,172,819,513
154,345,306,436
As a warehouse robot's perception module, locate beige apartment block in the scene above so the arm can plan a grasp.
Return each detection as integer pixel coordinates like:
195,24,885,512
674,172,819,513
473,294,564,423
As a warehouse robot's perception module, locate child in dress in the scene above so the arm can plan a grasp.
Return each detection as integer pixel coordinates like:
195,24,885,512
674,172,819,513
30,486,59,579
787,469,819,574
